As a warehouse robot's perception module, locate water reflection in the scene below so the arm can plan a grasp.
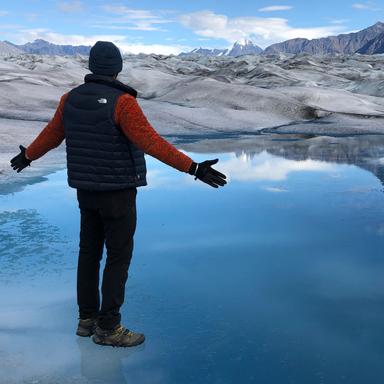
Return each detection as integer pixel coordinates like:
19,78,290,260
219,152,334,182
76,338,144,384
177,134,384,186
0,208,68,285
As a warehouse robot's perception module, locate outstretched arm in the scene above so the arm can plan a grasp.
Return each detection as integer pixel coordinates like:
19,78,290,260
25,93,68,161
114,94,226,187
114,94,194,172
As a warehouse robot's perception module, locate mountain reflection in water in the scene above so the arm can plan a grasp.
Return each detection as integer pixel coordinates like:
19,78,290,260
177,134,384,187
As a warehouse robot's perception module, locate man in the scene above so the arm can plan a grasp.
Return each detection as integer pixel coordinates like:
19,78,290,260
10,41,227,348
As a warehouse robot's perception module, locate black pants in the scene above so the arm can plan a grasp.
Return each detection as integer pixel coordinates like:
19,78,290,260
76,188,137,330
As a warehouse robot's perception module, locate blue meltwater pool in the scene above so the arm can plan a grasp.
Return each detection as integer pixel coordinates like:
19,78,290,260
1,134,384,384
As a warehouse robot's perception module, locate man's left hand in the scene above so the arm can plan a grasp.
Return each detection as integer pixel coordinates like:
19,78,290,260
189,159,227,188
10,145,32,173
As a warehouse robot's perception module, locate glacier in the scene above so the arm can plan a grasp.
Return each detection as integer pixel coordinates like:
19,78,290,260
1,52,384,187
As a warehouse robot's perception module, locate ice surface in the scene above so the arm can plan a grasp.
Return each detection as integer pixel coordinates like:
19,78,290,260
0,117,66,194
1,52,384,133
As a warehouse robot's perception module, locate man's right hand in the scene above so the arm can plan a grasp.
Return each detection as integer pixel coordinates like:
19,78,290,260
188,159,227,188
10,145,32,173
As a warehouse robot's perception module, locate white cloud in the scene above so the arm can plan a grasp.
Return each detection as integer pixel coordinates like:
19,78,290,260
263,186,288,193
179,10,346,47
14,28,112,45
13,28,192,55
118,42,191,55
352,2,381,10
90,24,165,31
102,5,159,20
57,1,84,13
219,152,334,182
258,5,293,12
96,4,174,32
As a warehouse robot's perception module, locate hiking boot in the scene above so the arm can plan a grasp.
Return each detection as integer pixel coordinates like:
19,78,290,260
92,324,145,347
76,317,98,337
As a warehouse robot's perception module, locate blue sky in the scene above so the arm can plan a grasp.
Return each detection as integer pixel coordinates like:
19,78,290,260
0,0,383,54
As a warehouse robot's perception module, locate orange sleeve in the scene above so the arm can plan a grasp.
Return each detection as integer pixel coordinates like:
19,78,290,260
114,94,194,173
26,92,69,161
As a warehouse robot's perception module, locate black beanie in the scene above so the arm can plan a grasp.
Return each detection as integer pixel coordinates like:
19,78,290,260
88,41,123,76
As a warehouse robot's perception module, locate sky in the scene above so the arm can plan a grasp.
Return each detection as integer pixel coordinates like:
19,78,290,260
0,0,383,54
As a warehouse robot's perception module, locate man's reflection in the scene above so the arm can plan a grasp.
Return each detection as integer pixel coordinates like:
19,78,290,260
76,337,145,383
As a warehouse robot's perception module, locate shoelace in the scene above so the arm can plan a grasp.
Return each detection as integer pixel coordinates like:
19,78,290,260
115,326,134,338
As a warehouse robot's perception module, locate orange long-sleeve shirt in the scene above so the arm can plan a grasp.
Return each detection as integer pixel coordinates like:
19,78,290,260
26,92,194,173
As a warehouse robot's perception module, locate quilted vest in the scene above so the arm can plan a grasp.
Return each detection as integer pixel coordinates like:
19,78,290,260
62,73,147,191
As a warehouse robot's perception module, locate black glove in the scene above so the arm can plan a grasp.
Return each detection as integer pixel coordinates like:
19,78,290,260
10,145,32,173
188,159,227,188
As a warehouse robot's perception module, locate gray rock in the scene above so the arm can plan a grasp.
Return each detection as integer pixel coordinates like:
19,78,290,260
264,21,384,55
357,31,384,54
179,47,229,57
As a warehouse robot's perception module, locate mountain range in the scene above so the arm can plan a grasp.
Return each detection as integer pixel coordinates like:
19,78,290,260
264,21,384,55
1,22,384,57
179,39,263,57
2,39,91,56
181,21,384,56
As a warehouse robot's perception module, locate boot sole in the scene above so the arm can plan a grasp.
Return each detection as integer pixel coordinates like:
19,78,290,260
76,330,94,337
76,326,96,337
92,334,145,347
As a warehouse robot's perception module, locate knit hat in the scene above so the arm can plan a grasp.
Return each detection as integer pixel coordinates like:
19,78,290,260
88,41,123,76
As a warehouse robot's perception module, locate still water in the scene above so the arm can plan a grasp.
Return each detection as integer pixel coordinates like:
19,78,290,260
1,134,384,384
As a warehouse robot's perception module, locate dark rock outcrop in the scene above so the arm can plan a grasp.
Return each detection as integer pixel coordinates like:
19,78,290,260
357,31,384,54
264,21,384,55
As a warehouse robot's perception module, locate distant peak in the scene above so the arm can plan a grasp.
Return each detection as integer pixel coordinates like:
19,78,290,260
33,38,50,43
234,38,254,46
370,21,384,29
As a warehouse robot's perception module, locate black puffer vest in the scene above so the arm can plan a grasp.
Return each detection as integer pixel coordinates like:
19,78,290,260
62,73,147,191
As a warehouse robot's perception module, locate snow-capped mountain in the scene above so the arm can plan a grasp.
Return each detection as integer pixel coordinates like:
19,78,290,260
227,39,263,56
179,39,263,57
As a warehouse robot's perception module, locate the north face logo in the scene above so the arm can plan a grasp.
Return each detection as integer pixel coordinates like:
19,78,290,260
97,98,107,104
